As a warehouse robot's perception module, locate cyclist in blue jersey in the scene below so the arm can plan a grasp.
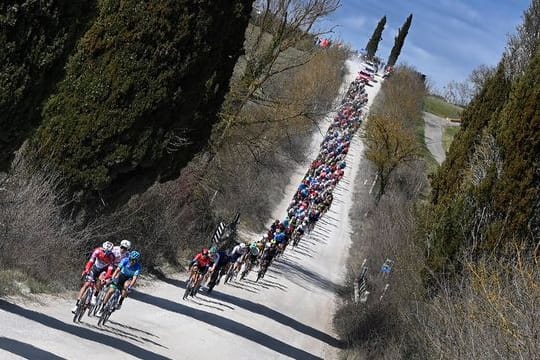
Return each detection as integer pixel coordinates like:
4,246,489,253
101,251,142,311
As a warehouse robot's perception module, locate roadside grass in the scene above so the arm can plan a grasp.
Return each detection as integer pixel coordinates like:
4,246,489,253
0,269,54,296
423,95,463,119
443,126,460,152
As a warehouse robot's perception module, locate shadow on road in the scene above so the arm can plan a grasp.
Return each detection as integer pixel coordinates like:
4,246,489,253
272,258,339,292
149,276,342,350
0,300,170,360
208,290,343,349
131,291,327,359
0,336,65,360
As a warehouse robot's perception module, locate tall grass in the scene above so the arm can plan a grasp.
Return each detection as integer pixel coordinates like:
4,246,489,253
423,95,463,119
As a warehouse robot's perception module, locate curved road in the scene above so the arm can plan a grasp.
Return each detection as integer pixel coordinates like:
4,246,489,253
0,59,382,360
423,111,460,164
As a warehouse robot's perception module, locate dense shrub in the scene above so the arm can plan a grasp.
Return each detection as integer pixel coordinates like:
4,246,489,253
28,0,253,214
0,0,97,170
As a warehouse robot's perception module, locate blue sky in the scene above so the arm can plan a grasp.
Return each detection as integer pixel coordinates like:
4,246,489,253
321,0,530,89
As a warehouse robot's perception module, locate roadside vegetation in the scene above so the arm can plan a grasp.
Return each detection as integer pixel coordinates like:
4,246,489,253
336,1,540,358
334,66,429,358
423,95,463,119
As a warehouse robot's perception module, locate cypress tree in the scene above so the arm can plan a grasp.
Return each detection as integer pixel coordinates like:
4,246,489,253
28,0,253,213
365,16,386,59
387,14,413,67
0,0,97,171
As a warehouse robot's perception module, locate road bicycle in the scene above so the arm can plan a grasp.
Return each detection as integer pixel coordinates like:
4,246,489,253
183,266,203,300
239,257,257,281
72,274,95,323
256,259,270,282
91,283,109,316
97,286,121,326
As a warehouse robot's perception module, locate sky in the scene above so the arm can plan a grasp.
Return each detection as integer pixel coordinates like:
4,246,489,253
320,0,531,89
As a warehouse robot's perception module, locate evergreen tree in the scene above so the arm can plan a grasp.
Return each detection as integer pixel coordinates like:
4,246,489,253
28,0,253,213
387,14,413,67
365,16,386,59
0,0,97,171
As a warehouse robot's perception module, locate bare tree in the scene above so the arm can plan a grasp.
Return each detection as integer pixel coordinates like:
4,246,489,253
215,0,341,148
504,0,540,81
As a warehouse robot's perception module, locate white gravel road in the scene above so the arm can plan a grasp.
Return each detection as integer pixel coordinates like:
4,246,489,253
0,58,382,360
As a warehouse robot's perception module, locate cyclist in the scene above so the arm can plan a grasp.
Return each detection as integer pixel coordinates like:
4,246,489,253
112,239,131,267
207,247,229,292
257,242,278,280
229,242,247,274
92,239,132,306
188,248,213,295
101,250,142,311
72,241,115,313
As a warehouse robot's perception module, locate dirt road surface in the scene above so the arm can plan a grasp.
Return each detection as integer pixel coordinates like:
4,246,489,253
0,59,382,360
423,111,460,164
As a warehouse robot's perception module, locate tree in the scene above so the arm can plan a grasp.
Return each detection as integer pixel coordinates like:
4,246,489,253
365,16,386,60
27,0,253,214
386,14,413,68
441,65,495,106
214,0,341,150
0,0,97,171
363,114,422,201
504,0,540,81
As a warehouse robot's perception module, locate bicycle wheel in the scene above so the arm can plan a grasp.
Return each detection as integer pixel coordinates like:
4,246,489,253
183,279,193,300
224,267,234,283
73,287,91,322
72,303,84,323
92,288,106,316
97,305,109,326
256,266,266,282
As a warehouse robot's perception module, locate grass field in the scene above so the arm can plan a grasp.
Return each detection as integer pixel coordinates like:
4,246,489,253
443,126,460,152
423,95,463,119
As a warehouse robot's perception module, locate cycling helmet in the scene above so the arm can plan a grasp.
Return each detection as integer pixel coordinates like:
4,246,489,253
239,243,246,249
250,247,260,256
262,234,268,239
210,245,218,254
120,239,131,250
129,251,141,262
102,241,114,252
202,248,210,256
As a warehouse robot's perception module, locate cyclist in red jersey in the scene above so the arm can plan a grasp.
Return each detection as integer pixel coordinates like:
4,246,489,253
71,241,115,313
187,248,213,295
191,248,213,271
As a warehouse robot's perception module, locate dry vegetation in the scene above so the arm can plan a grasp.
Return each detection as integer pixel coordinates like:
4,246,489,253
334,66,429,359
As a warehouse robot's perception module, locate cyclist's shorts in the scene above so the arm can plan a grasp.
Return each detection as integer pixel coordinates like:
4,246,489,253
112,273,131,290
90,265,107,282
